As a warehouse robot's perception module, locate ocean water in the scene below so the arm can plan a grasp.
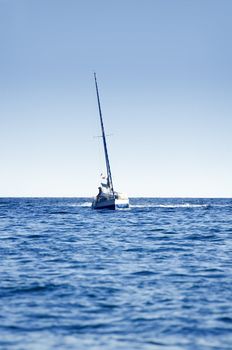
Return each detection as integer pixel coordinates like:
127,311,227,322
1,198,232,350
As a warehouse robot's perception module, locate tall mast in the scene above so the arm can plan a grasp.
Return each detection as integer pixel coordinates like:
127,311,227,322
94,73,114,194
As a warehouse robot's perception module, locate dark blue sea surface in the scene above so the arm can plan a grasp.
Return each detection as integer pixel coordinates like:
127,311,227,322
1,198,232,350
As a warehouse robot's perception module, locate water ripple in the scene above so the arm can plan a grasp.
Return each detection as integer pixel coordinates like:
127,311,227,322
0,197,232,350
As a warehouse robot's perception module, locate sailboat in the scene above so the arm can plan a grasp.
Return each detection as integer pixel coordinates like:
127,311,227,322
92,73,129,210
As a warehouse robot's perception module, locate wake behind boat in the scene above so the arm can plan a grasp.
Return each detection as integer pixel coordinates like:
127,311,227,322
92,73,129,210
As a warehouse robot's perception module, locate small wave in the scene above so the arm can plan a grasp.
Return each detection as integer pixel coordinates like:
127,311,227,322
1,284,57,297
130,204,208,208
218,317,232,324
50,211,70,214
79,202,92,207
131,270,157,276
70,202,92,207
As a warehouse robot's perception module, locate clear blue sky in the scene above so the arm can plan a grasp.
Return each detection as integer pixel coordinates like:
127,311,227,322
0,0,231,197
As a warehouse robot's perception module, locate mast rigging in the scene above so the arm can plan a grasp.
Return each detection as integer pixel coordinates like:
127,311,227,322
94,72,114,195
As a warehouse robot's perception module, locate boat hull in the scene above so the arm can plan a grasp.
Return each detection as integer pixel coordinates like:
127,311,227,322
92,198,129,210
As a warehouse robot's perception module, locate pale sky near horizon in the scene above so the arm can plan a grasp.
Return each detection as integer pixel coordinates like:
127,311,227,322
0,0,232,197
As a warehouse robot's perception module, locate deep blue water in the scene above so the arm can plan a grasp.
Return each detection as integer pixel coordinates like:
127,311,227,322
1,198,232,350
